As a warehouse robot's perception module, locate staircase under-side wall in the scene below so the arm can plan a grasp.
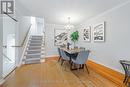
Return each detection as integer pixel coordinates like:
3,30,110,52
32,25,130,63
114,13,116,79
24,35,45,64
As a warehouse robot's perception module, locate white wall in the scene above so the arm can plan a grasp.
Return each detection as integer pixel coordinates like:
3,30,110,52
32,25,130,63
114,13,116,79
36,17,44,35
0,15,3,81
45,24,65,57
76,1,130,73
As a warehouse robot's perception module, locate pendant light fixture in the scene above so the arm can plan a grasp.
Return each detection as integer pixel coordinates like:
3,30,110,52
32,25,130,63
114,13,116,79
64,17,74,30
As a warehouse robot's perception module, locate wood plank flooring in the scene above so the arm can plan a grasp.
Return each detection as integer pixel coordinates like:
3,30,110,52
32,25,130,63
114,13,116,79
1,59,126,87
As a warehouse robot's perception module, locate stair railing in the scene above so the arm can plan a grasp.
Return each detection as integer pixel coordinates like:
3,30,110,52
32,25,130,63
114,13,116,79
12,24,32,47
18,24,32,67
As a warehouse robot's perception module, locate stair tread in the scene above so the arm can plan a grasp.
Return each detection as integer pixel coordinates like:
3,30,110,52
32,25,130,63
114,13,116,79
26,50,43,51
29,41,43,42
26,50,41,52
28,45,43,47
28,46,42,47
26,49,44,51
25,53,43,56
29,39,43,41
25,58,41,61
28,44,45,46
28,43,42,45
31,35,42,36
27,51,43,53
30,38,43,40
25,60,41,64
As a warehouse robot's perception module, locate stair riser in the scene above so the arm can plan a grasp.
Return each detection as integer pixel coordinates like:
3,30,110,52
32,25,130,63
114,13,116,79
25,60,40,64
27,52,41,54
25,53,44,55
29,41,42,44
28,46,41,49
26,58,41,61
28,48,42,51
29,44,42,46
30,36,43,38
27,51,41,54
30,38,43,40
26,55,41,58
28,43,42,45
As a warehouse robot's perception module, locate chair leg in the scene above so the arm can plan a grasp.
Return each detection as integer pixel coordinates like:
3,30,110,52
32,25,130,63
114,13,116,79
79,64,84,69
79,64,83,70
61,59,64,65
70,62,73,70
128,82,130,87
123,75,127,83
77,64,80,70
82,64,84,69
125,76,130,84
58,56,61,62
85,64,89,74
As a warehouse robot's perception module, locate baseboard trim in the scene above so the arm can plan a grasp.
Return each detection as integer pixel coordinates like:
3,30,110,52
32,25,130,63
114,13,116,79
0,66,17,86
87,60,124,86
0,78,5,85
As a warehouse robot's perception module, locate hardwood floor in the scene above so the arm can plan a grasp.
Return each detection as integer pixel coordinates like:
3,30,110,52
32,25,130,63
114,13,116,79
1,59,126,87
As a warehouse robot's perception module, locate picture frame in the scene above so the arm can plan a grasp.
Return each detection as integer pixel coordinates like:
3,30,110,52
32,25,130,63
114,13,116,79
93,22,105,42
82,26,91,42
54,29,68,46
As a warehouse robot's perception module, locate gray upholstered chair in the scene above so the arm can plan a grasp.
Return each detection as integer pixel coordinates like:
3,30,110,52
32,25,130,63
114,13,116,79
79,47,85,50
71,50,90,74
74,46,78,49
60,49,70,65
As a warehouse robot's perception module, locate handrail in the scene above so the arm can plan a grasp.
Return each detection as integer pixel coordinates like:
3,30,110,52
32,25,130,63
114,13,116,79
2,53,12,62
3,12,18,22
12,24,32,47
18,24,32,67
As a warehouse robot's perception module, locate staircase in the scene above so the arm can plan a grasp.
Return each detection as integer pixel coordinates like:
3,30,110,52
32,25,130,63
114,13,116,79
24,35,45,64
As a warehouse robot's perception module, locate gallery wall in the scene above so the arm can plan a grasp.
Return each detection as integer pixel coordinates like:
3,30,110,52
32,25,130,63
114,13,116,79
76,1,130,73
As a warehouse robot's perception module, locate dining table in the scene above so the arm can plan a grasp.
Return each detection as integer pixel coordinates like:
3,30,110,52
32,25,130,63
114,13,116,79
59,47,83,54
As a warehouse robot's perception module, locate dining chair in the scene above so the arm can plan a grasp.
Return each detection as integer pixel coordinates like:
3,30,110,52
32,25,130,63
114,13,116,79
120,60,130,84
71,50,90,74
74,46,78,49
79,47,85,50
60,50,70,65
57,48,62,62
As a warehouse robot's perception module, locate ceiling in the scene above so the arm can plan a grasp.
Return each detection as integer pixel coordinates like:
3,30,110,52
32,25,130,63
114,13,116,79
17,0,128,25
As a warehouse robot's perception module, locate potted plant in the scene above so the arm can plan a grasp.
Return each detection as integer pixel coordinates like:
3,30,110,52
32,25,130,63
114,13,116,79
70,31,79,48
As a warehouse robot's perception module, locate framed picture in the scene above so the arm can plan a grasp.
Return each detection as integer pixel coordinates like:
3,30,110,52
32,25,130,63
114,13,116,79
54,29,68,46
82,26,91,42
93,22,105,42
